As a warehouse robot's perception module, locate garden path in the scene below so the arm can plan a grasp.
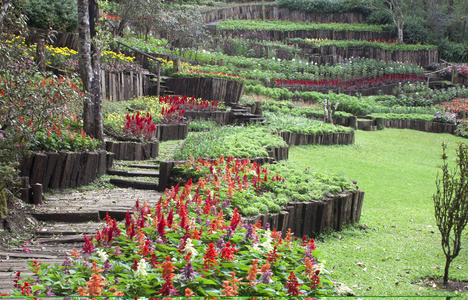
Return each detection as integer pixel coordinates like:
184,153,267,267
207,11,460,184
0,188,164,294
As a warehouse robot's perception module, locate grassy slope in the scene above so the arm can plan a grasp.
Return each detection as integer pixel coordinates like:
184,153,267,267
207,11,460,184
289,128,468,297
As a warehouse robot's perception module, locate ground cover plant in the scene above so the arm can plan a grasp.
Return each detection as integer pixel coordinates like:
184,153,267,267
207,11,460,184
264,111,354,135
217,19,392,33
288,37,438,52
11,157,338,298
173,126,286,160
290,129,468,296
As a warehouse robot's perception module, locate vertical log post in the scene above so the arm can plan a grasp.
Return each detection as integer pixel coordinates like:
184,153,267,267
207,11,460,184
157,62,161,97
20,177,30,203
31,183,43,205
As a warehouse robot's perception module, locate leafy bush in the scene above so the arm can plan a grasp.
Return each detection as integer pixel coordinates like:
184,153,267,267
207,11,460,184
403,15,429,45
31,127,101,151
188,119,218,132
277,0,369,14
20,0,78,32
365,9,392,25
366,113,435,122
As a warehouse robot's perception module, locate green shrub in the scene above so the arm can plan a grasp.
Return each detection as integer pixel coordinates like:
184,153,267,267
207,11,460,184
21,0,78,32
365,9,393,25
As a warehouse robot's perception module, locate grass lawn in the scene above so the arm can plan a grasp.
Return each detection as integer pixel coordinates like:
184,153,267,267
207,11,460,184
289,128,468,297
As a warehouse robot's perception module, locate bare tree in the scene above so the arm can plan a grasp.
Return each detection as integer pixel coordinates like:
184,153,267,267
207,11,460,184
366,0,413,43
78,0,103,141
433,142,468,285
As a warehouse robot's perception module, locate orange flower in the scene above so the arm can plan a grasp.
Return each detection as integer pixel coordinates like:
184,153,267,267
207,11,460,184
185,288,195,296
70,248,81,259
246,259,258,286
91,261,103,273
221,271,240,296
86,273,106,296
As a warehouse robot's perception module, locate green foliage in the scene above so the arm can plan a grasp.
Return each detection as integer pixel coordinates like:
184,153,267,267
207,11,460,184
277,0,370,14
173,126,286,160
21,0,78,32
217,19,392,33
402,15,429,45
433,142,468,284
265,111,353,135
288,37,438,52
365,9,393,25
437,40,468,63
366,113,435,121
188,119,218,132
31,128,102,152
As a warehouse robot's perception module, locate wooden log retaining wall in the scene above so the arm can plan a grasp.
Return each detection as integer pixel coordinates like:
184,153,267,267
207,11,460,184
184,110,233,125
300,44,438,67
203,5,366,24
101,71,156,102
217,29,393,43
19,150,112,192
165,78,244,105
105,141,159,161
382,119,457,134
278,131,355,146
244,189,365,237
157,123,189,142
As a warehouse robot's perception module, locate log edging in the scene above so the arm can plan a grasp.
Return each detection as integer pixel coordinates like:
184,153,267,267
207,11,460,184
278,131,355,146
165,77,245,105
244,189,365,237
20,150,111,192
106,141,159,161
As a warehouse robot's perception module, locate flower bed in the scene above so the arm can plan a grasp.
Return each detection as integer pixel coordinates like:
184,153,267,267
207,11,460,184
273,74,426,94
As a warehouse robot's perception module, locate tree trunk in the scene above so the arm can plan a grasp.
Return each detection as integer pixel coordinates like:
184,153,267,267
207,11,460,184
78,0,103,142
444,256,452,285
397,23,404,43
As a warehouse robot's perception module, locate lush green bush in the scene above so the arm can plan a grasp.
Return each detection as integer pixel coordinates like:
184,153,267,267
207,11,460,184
365,9,392,25
438,40,468,63
20,0,78,32
277,0,370,15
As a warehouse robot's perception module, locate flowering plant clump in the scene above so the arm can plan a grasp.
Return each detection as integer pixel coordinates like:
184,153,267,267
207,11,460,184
124,111,158,141
433,110,457,124
31,125,101,152
273,74,425,93
174,70,245,81
12,163,334,297
159,95,221,112
427,62,468,79
442,98,468,115
455,120,468,138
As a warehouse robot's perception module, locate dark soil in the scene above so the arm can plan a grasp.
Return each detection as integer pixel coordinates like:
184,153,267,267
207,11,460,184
423,277,468,293
0,195,38,250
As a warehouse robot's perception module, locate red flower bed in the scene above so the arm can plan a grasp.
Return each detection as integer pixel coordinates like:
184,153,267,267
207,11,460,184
273,74,425,90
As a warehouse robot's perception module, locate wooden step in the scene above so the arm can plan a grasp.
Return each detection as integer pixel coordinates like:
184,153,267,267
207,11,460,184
109,178,158,190
107,169,159,177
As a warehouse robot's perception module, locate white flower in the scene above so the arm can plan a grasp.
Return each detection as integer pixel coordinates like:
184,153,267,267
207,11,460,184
134,258,147,277
184,238,198,260
261,229,273,253
96,249,108,261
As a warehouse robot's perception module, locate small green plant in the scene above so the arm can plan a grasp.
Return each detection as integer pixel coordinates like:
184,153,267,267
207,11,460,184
433,142,468,285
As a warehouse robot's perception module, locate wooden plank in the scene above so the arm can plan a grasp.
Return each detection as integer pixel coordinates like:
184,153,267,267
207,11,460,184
42,152,59,192
30,153,48,185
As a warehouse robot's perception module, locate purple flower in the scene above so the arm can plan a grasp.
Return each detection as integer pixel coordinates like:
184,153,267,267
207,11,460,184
113,278,120,284
215,236,225,249
244,224,254,241
103,259,113,274
260,269,273,283
181,261,198,281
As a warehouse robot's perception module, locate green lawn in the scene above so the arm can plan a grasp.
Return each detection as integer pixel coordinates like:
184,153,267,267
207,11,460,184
289,128,468,297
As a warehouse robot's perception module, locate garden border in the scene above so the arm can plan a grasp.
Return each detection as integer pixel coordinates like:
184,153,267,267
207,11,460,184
20,150,113,193
105,141,159,161
278,131,355,146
